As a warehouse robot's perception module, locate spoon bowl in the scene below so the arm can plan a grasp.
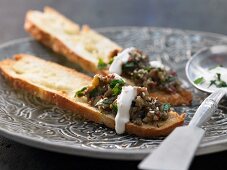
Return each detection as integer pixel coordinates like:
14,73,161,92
186,45,227,93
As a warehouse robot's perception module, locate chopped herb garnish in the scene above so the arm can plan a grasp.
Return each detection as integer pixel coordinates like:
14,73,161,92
108,58,114,65
208,73,227,88
75,87,87,97
217,73,221,81
109,79,125,96
123,62,135,68
112,84,123,96
166,76,176,83
110,79,125,89
162,103,171,112
97,58,108,70
112,103,118,112
209,80,216,87
216,81,227,87
194,77,204,85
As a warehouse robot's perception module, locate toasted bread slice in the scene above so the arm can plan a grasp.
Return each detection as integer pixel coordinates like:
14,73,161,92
25,7,122,74
24,7,192,106
0,54,185,137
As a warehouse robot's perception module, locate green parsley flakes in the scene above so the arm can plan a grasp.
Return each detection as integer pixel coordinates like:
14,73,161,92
75,87,87,97
194,77,204,85
110,79,125,88
97,58,108,70
162,103,171,112
109,79,125,96
208,73,227,88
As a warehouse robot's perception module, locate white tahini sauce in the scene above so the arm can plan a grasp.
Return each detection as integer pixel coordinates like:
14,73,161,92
149,60,165,69
115,86,137,134
204,66,227,88
109,47,136,75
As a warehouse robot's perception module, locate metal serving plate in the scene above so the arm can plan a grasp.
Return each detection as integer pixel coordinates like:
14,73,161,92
0,27,227,160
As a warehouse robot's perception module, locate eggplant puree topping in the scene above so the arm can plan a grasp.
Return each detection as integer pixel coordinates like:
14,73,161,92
75,74,171,125
120,48,181,93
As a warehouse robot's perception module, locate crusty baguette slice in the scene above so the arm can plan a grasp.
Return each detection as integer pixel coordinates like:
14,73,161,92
25,6,122,74
24,7,192,106
0,54,185,137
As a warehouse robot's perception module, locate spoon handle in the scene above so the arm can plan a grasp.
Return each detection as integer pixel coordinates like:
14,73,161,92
189,90,226,127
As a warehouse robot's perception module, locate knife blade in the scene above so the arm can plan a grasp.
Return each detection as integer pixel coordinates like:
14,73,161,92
138,90,226,170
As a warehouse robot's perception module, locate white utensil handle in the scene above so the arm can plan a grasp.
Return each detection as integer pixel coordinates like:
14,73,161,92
189,90,226,127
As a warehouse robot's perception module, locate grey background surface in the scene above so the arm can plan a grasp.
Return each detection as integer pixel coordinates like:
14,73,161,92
1,0,227,169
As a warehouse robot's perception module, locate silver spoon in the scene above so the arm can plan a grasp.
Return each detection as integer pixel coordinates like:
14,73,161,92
186,45,227,93
186,45,227,126
139,46,227,170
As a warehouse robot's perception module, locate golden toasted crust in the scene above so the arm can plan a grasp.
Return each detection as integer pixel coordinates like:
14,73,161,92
0,54,185,137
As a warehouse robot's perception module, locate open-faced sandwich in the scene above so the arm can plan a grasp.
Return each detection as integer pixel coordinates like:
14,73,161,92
0,54,185,137
108,48,192,105
24,7,192,106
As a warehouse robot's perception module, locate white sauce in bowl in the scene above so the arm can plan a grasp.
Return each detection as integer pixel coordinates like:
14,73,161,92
204,66,227,88
115,86,137,134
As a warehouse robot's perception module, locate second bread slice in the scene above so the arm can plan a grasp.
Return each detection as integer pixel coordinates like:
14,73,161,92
25,6,122,74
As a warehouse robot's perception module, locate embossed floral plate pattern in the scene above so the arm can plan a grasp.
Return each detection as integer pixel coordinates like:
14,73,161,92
0,27,227,160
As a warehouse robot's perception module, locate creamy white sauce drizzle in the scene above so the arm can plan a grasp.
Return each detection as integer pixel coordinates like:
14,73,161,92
115,86,137,134
109,47,135,75
204,66,227,88
149,60,165,69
